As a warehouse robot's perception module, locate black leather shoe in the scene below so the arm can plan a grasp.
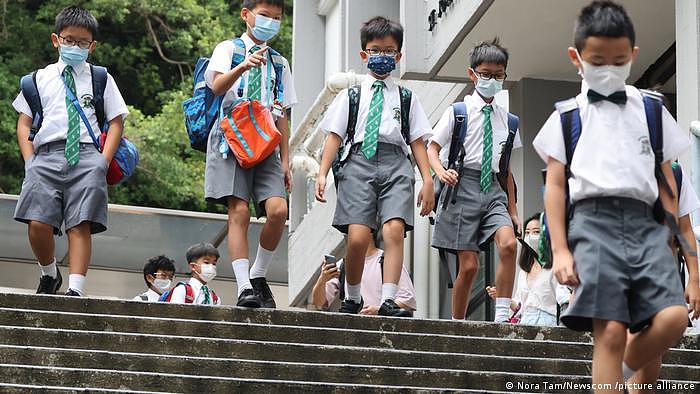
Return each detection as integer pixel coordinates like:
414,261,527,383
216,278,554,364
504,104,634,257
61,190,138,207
36,270,62,294
64,289,81,297
339,298,363,314
237,288,262,308
250,277,276,309
378,299,413,317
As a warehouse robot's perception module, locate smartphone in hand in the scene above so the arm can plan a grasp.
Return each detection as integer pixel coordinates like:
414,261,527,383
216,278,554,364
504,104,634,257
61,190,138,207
324,254,337,268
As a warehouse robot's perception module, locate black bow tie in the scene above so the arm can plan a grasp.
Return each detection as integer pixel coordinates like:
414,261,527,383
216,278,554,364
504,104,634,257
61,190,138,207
587,90,627,105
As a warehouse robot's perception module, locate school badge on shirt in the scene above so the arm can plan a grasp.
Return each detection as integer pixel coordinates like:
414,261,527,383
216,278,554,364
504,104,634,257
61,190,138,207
81,94,94,109
393,107,401,124
638,136,652,157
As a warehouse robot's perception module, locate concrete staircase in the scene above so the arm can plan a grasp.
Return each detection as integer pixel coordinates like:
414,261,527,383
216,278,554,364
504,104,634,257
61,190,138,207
0,293,698,393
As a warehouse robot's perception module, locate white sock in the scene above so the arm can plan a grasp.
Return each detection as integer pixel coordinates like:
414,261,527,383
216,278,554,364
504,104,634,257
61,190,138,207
250,244,275,279
494,297,511,323
381,283,398,303
622,361,636,381
68,274,86,295
346,283,362,303
232,259,252,296
38,258,57,279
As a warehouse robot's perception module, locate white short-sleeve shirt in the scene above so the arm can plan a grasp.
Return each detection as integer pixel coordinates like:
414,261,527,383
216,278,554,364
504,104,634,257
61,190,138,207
169,277,221,305
533,83,688,206
678,167,700,217
12,59,129,150
430,92,522,171
204,33,297,113
132,289,160,302
318,74,432,159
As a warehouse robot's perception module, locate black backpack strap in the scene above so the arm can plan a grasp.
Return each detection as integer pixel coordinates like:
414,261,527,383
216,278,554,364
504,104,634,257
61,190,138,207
672,163,683,198
399,86,412,145
338,261,346,302
20,72,43,141
447,102,469,168
498,113,519,174
90,65,109,131
379,252,385,283
555,98,582,172
345,86,362,147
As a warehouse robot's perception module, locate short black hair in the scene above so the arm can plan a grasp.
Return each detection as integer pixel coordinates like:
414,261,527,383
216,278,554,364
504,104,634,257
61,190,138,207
469,37,508,70
242,0,284,10
186,242,220,264
143,255,176,287
574,0,635,52
54,6,98,37
360,16,404,51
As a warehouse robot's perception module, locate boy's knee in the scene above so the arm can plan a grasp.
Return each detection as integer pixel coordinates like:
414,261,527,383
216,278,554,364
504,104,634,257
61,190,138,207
458,255,479,277
594,321,627,352
228,201,250,223
265,200,288,224
29,221,53,235
382,220,405,242
655,306,689,336
498,235,517,256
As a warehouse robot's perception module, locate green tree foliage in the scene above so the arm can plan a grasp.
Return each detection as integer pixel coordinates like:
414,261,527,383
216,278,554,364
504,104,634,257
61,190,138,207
0,0,293,212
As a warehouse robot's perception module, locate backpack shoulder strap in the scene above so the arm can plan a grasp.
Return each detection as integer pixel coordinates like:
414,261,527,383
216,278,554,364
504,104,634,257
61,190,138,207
399,86,412,145
672,163,683,198
20,71,43,141
378,252,385,282
640,89,664,167
447,102,468,168
90,65,108,130
345,85,362,146
498,112,519,174
183,283,195,303
232,38,248,97
555,98,581,169
338,261,346,302
267,47,285,103
211,289,220,304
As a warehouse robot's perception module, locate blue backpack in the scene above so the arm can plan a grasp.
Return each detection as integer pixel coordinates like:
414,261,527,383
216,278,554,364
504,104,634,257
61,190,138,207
183,38,286,152
541,89,693,262
20,65,139,185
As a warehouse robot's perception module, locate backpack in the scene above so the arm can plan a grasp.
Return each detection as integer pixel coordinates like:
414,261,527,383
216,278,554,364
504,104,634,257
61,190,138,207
158,281,219,304
432,102,520,212
183,38,285,152
330,84,412,185
541,89,694,262
20,65,139,185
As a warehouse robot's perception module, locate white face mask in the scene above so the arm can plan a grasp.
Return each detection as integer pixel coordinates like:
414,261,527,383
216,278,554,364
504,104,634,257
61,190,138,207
524,234,540,252
199,264,217,283
576,51,631,96
153,279,172,294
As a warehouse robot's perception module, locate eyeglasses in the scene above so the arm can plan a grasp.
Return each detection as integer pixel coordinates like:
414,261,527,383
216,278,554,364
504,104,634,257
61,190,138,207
364,48,399,57
471,69,507,82
58,35,93,50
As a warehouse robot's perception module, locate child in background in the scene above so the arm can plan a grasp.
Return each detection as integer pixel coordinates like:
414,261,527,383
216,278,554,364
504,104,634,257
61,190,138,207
133,255,176,302
162,243,221,305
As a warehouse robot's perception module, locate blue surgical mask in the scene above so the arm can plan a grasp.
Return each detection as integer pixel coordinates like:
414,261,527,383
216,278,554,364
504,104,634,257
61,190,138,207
249,13,281,42
366,55,396,77
474,75,503,98
59,44,89,67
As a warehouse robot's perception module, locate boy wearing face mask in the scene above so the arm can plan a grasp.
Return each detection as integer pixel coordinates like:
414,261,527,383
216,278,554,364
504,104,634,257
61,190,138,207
204,0,296,309
534,1,689,389
166,243,221,305
133,255,176,302
12,6,128,297
427,38,521,322
315,16,434,317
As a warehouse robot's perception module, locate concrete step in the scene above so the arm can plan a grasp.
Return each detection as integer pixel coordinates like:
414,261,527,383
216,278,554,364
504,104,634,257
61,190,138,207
2,292,698,352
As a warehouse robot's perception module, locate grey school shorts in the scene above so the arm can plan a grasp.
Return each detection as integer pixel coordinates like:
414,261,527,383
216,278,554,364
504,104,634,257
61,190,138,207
432,169,512,252
204,126,286,217
333,143,414,234
562,197,686,333
14,141,109,235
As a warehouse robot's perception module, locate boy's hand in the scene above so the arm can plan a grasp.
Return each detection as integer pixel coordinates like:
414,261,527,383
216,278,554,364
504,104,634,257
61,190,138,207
438,168,459,187
511,214,522,237
315,174,327,203
242,46,268,70
686,281,700,320
553,249,579,286
283,161,293,193
417,180,435,216
485,286,497,300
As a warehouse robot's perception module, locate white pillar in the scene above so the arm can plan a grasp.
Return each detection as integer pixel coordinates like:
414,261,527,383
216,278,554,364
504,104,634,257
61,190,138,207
675,0,700,221
412,169,430,319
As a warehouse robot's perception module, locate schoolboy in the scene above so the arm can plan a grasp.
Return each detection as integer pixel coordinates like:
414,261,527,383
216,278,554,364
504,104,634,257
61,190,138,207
204,0,297,308
167,243,221,305
428,38,520,322
315,17,434,317
133,255,176,302
533,1,689,389
12,6,128,296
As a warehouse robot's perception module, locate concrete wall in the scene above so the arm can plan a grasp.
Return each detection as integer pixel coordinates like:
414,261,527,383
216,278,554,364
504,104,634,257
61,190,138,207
509,78,581,218
292,0,326,132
